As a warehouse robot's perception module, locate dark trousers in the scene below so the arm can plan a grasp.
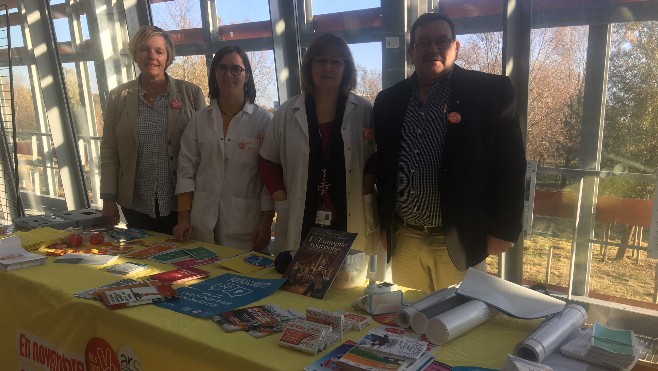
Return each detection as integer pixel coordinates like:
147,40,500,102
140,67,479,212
121,204,178,235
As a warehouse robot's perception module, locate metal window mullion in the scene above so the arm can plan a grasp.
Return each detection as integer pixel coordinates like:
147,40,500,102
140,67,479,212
381,0,408,89
571,22,611,297
269,0,301,103
22,0,88,210
501,0,532,284
68,0,102,206
19,2,54,200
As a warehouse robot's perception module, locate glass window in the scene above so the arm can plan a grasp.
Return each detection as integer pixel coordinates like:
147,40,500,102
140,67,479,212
151,0,202,30
311,0,380,15
52,18,70,42
458,33,503,74
216,0,270,24
350,42,382,103
247,50,277,109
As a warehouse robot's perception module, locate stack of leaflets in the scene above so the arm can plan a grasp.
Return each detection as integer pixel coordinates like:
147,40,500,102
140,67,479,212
305,341,452,371
304,340,357,371
306,308,347,344
106,262,148,275
148,267,209,285
105,228,151,242
337,328,435,371
53,253,118,265
74,279,139,300
212,304,303,338
0,236,47,271
278,319,334,355
124,242,179,259
95,281,178,309
149,246,221,268
560,323,638,370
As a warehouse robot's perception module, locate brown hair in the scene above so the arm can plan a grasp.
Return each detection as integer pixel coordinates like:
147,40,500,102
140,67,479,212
300,33,357,95
208,45,257,103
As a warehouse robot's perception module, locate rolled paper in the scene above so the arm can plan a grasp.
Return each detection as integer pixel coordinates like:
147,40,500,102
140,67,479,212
513,304,587,363
425,300,494,345
410,294,471,334
395,287,457,328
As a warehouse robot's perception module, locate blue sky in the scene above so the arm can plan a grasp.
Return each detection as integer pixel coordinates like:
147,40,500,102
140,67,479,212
216,0,382,71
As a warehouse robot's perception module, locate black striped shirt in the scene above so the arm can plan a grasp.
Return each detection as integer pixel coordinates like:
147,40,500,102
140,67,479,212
395,73,452,227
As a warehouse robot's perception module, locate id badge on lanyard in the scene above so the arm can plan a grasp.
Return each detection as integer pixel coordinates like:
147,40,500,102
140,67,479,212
315,209,332,226
316,168,332,226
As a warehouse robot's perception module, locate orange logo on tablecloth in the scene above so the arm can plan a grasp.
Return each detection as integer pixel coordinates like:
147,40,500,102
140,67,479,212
85,337,120,371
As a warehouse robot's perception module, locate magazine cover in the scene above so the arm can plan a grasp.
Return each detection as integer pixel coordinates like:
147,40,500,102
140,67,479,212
281,228,356,300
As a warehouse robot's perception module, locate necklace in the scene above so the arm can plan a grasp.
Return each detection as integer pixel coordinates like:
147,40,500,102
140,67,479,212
218,100,244,117
219,108,241,117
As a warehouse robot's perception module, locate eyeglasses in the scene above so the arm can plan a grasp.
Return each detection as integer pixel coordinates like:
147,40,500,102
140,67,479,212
312,58,345,69
216,65,246,76
413,38,454,50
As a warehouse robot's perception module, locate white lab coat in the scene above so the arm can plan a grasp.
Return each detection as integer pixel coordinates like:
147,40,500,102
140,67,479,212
177,101,274,249
259,92,379,255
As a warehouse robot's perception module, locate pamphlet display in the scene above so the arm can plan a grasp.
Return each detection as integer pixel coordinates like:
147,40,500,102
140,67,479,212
95,281,178,309
0,235,47,271
559,322,639,370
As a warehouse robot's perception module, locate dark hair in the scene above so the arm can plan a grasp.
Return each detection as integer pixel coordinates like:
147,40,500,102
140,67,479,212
409,13,456,46
208,45,257,103
300,33,357,95
129,25,176,69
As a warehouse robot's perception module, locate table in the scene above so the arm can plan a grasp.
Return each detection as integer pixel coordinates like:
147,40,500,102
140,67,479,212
0,232,541,370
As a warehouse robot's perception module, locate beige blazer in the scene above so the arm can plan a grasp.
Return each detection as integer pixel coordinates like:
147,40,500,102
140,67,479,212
100,75,205,208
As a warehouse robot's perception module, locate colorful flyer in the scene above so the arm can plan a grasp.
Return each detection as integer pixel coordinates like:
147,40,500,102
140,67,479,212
155,273,287,318
218,252,274,274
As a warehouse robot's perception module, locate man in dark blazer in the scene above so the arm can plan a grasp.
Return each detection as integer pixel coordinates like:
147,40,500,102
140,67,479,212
372,12,526,292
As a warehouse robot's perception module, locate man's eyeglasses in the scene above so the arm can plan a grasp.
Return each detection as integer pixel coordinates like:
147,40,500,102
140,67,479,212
216,65,246,76
312,58,346,69
413,38,454,50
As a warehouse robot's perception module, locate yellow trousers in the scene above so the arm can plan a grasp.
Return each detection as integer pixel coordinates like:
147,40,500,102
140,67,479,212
392,225,466,293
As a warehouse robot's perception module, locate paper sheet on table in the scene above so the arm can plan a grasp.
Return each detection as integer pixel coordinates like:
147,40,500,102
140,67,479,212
456,268,565,319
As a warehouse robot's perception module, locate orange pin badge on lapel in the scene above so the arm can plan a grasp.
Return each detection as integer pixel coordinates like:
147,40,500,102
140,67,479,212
447,111,461,124
170,99,182,109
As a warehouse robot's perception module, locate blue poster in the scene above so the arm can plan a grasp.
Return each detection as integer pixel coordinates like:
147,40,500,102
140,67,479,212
155,273,287,318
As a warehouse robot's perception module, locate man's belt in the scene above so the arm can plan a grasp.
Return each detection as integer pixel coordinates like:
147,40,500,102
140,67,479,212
403,222,444,234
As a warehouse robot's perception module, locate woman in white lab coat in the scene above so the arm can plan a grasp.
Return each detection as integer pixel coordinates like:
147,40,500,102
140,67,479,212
174,45,274,250
259,33,378,272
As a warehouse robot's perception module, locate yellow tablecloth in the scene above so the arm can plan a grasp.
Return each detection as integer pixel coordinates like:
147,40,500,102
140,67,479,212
0,232,539,370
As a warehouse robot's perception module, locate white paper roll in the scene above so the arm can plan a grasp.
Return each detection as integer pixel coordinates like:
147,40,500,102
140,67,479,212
513,304,587,363
410,294,470,334
425,300,494,345
395,287,457,328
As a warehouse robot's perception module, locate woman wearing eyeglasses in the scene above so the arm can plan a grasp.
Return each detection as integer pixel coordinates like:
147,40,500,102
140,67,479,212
174,45,274,251
259,33,378,272
100,26,205,233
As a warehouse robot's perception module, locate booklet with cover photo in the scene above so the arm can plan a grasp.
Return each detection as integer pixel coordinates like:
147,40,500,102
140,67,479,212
281,228,356,300
95,281,178,309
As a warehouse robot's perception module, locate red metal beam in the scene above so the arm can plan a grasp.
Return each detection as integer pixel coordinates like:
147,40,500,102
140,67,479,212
312,8,381,33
